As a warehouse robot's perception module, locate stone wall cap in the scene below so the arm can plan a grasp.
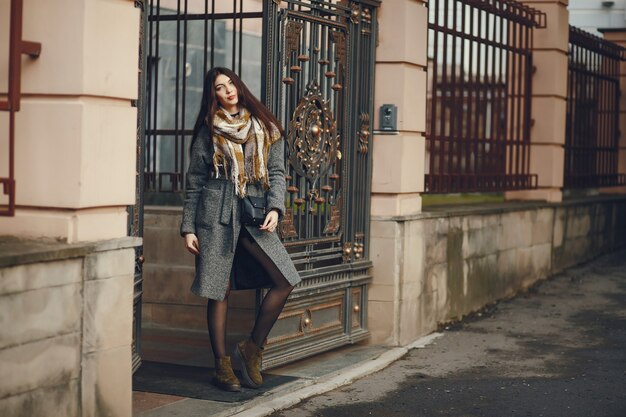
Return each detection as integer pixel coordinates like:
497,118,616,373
371,194,626,222
0,236,142,268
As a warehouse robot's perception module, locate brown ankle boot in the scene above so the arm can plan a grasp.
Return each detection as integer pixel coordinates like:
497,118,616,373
213,356,241,392
234,339,263,388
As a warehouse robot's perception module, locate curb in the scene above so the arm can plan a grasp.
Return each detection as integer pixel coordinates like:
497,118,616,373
227,332,444,417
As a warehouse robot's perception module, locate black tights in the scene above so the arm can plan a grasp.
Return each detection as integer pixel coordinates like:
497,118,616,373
206,228,294,358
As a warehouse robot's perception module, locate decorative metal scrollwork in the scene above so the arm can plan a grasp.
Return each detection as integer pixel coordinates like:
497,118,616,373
279,208,298,239
350,4,361,24
284,21,303,64
363,8,372,24
342,242,352,262
323,196,341,234
287,81,339,186
358,113,370,154
330,31,347,73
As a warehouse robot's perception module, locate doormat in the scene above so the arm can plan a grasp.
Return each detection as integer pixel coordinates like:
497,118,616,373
132,361,298,403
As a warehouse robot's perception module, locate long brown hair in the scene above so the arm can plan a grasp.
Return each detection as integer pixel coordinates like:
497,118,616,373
191,67,284,146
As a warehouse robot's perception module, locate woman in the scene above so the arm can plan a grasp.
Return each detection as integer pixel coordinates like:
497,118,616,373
180,67,301,392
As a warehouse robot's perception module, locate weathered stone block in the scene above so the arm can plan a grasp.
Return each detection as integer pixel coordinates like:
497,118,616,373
425,232,447,265
500,212,532,250
468,215,484,230
85,249,134,280
403,221,425,284
568,213,591,238
0,333,80,398
466,254,499,308
370,219,398,239
398,297,421,345
464,226,499,258
483,214,501,227
0,284,81,350
431,217,448,235
531,243,552,280
0,380,79,417
0,259,82,296
81,346,131,417
449,217,462,230
531,220,553,245
553,209,565,248
516,247,534,286
536,208,553,224
429,263,448,318
399,281,422,302
367,300,396,345
369,284,396,302
370,235,400,287
497,248,518,282
83,275,133,353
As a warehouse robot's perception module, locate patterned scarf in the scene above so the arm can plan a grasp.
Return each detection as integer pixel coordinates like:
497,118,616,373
211,107,280,198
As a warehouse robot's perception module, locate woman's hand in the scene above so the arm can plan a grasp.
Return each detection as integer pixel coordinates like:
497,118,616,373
260,209,279,233
184,233,200,255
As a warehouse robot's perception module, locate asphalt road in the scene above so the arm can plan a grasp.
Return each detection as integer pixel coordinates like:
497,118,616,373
272,249,626,417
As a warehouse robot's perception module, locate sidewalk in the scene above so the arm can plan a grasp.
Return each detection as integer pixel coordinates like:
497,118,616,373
134,248,626,417
133,336,442,417
270,248,626,417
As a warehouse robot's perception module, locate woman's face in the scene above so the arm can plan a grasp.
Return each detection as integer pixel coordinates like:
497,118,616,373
214,74,239,113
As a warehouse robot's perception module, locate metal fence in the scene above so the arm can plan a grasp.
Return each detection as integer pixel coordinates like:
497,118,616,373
144,0,264,204
565,27,626,189
425,0,545,193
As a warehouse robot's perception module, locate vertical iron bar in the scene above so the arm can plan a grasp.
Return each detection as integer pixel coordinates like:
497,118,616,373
173,0,181,191
438,0,448,191
472,5,482,190
449,0,458,188
232,0,237,69
456,1,466,186
181,0,188,190
203,0,208,78
210,0,215,67
153,0,161,191
146,0,154,191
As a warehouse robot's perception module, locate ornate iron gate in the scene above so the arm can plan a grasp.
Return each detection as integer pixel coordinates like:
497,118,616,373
261,0,378,368
137,0,378,370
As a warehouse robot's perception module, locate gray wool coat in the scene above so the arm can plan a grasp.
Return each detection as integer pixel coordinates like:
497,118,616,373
180,124,301,300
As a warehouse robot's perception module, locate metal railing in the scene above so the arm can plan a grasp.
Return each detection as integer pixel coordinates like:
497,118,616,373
565,26,626,189
0,0,41,216
425,0,544,193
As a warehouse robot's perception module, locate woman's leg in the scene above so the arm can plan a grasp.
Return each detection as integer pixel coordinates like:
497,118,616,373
238,228,294,347
207,288,241,391
206,287,230,358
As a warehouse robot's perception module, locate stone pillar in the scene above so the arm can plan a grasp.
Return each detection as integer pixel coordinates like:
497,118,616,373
505,0,569,203
600,29,626,194
0,0,140,242
368,0,428,345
